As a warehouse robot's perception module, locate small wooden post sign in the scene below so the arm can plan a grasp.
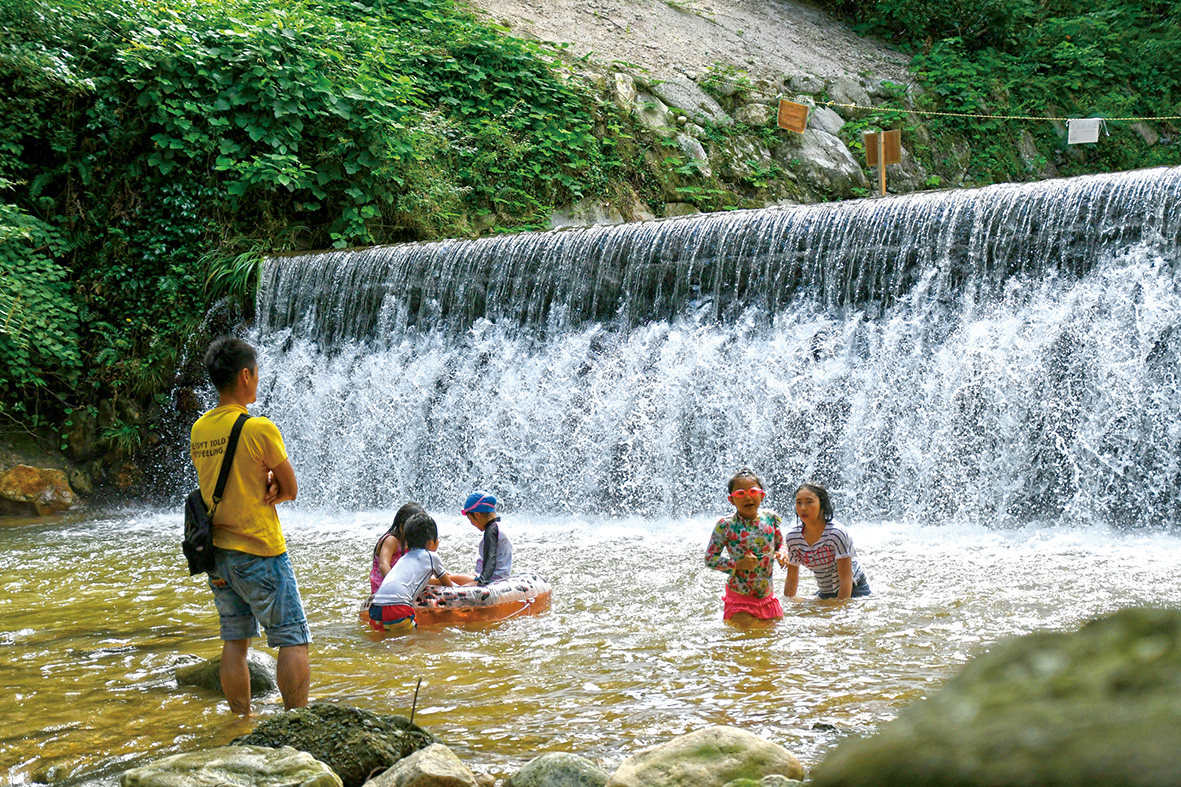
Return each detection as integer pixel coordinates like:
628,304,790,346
777,99,810,134
864,129,901,196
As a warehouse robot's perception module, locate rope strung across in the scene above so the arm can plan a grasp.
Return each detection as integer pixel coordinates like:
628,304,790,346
820,100,1181,123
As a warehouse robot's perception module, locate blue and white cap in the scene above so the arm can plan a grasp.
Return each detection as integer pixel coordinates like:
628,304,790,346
460,490,497,515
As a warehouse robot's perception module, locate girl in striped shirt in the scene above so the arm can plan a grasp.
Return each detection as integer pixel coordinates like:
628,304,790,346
782,482,871,600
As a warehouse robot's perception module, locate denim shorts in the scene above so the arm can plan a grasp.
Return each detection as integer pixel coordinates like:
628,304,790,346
208,548,312,647
817,575,872,600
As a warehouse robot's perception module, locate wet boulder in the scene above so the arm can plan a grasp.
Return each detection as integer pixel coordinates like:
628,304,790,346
504,752,610,787
605,726,804,787
175,650,278,697
0,464,77,515
233,702,435,787
363,743,478,787
811,606,1181,787
120,744,341,787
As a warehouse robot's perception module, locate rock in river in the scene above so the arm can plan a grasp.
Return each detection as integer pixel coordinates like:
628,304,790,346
232,702,435,787
175,650,278,697
811,606,1181,787
504,752,610,787
120,744,341,787
606,725,804,787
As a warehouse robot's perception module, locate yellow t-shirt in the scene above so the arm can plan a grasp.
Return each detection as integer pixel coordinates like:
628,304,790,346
189,404,289,556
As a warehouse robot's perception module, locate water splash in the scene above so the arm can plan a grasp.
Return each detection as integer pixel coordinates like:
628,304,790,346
248,168,1181,527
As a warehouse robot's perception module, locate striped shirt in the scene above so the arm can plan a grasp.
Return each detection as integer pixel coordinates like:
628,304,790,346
783,520,865,596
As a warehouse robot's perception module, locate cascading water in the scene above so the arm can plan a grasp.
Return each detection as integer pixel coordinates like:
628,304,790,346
253,166,1181,527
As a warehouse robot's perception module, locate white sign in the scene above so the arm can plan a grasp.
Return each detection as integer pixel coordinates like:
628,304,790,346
1067,117,1105,145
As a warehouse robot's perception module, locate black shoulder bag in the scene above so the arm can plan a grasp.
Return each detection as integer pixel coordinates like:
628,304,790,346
183,413,250,576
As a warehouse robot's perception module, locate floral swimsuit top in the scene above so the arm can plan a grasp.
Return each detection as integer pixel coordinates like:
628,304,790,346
705,509,784,598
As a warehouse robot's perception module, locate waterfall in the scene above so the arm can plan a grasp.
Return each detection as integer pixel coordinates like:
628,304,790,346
251,167,1181,527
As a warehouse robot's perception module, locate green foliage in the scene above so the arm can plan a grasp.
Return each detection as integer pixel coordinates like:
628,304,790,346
0,0,629,428
698,62,753,101
100,417,142,456
0,193,81,425
813,0,1181,183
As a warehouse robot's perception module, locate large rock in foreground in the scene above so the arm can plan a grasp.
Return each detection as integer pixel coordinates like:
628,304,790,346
606,726,804,787
232,702,435,787
175,650,278,697
120,745,341,787
505,752,610,787
812,607,1181,787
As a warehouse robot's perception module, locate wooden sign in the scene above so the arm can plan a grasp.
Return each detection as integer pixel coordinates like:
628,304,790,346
863,129,901,166
777,99,810,134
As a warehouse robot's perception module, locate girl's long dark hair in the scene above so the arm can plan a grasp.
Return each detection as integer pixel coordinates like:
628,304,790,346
374,501,425,558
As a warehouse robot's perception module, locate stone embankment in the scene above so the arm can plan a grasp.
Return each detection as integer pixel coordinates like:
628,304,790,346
143,606,1181,787
549,68,933,231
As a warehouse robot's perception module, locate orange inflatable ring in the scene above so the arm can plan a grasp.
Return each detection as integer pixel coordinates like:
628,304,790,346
361,572,552,629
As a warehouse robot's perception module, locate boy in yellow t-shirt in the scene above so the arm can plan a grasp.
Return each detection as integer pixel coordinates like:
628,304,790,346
189,337,310,715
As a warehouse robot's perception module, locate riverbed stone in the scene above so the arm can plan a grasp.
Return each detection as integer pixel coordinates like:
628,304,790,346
827,77,872,118
662,202,700,217
788,74,825,95
504,752,610,787
808,106,845,137
175,650,278,697
811,606,1181,787
633,92,675,137
774,129,868,197
734,103,775,127
120,745,341,787
605,726,804,787
550,197,626,229
650,77,732,127
233,702,436,787
365,743,477,787
0,464,77,515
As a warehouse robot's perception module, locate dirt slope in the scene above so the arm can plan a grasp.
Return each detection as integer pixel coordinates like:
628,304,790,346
465,0,909,86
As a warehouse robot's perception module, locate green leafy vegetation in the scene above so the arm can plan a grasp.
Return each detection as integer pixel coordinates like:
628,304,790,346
815,0,1181,182
0,0,629,431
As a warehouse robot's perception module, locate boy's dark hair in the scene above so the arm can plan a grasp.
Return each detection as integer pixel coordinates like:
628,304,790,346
728,467,765,494
204,337,257,392
796,482,834,522
403,512,438,550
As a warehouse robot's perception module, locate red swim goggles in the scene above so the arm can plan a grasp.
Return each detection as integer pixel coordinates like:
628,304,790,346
728,487,766,501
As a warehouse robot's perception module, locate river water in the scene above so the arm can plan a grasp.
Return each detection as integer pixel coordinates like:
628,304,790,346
5,167,1181,785
4,509,1181,786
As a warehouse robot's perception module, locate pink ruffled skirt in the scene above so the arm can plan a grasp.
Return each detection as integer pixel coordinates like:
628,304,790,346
723,586,784,620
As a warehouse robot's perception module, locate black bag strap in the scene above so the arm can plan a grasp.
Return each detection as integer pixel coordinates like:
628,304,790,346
209,413,251,515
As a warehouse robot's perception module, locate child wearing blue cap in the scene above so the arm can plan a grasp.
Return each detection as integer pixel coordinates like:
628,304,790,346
452,490,513,586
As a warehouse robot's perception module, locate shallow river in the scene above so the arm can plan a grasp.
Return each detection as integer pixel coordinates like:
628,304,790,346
3,508,1180,786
